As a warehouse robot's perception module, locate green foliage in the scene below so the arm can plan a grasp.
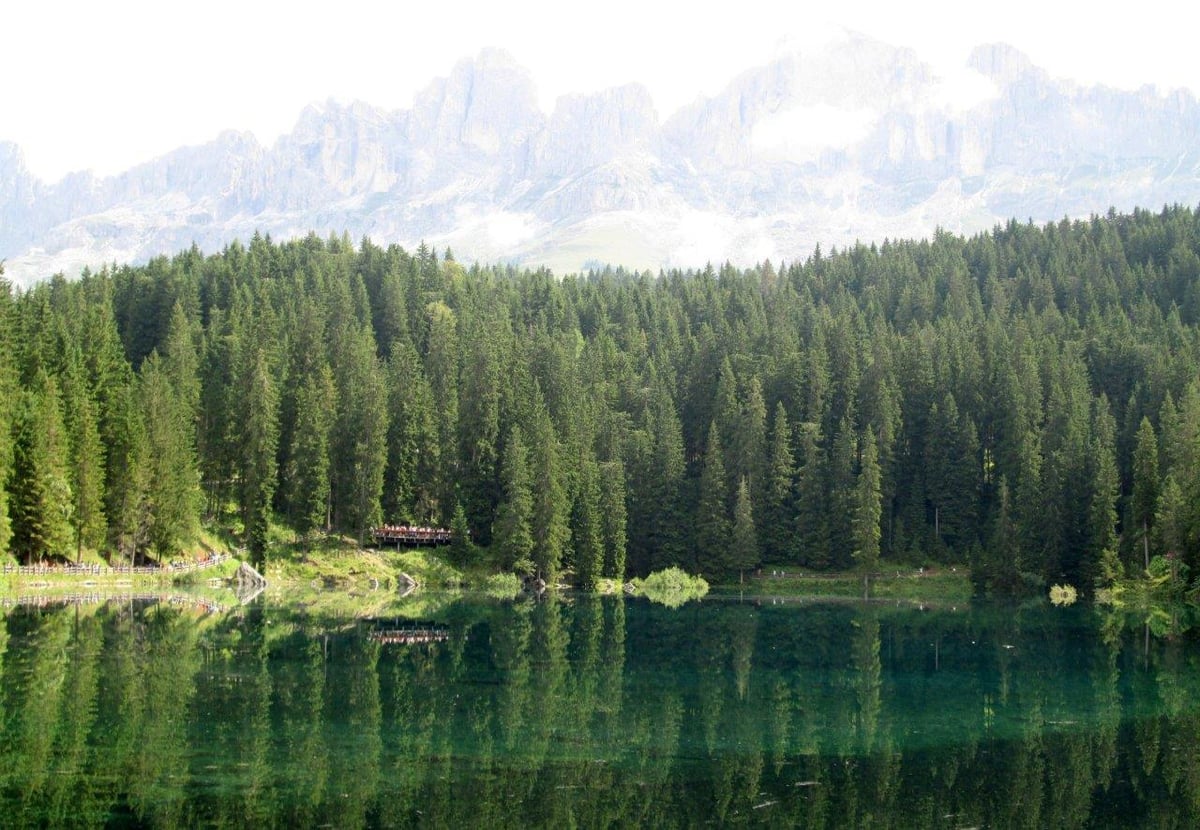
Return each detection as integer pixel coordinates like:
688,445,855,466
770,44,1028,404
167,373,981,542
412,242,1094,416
852,430,882,574
448,502,478,568
695,422,730,576
493,427,534,576
632,566,710,607
6,207,1200,596
9,374,74,561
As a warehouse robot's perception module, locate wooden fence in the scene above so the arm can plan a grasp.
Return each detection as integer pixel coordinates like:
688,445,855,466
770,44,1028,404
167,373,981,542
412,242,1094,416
2,553,233,578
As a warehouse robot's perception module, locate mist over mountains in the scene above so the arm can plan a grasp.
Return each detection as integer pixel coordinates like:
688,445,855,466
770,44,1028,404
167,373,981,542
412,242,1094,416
4,34,1200,287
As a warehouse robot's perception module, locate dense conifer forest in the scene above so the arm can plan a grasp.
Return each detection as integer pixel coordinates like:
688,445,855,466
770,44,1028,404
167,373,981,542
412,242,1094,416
3,205,1200,594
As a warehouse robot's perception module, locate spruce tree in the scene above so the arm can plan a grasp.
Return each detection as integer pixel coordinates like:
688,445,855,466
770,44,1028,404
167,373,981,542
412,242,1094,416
332,326,388,542
570,459,605,589
795,425,830,569
1130,417,1160,571
383,343,439,522
238,348,279,563
599,460,628,580
448,501,477,568
529,393,569,583
852,430,883,579
827,417,858,569
763,402,795,564
695,422,730,576
493,427,534,576
63,362,106,561
0,272,18,553
731,476,759,583
139,353,201,560
9,374,74,562
285,364,335,536
102,378,147,561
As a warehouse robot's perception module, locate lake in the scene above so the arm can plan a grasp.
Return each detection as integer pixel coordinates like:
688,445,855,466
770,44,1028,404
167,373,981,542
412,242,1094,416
0,592,1196,827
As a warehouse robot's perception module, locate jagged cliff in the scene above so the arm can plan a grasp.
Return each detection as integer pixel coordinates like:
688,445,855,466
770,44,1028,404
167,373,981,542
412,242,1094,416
4,37,1200,286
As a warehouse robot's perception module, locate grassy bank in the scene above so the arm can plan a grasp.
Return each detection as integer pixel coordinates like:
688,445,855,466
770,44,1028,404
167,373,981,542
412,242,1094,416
730,568,974,603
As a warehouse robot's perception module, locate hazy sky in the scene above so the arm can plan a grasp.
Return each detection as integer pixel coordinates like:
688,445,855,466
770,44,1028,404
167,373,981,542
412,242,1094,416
4,0,1195,182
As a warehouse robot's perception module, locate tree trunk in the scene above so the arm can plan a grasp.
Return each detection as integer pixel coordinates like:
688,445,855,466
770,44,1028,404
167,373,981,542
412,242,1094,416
1143,518,1150,571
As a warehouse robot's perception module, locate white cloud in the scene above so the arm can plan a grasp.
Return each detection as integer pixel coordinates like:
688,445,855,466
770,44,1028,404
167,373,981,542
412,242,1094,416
3,0,1200,182
751,104,879,164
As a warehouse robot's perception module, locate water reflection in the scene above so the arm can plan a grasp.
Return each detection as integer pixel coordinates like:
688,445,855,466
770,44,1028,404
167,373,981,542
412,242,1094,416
1,596,1199,827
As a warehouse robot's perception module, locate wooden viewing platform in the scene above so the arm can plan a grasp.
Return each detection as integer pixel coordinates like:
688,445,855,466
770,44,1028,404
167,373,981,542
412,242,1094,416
371,525,454,547
369,627,450,645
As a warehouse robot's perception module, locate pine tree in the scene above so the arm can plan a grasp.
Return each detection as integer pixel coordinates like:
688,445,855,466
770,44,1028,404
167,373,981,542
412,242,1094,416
62,361,106,561
1156,475,1187,565
695,422,730,576
457,318,503,543
383,343,439,522
332,326,388,542
0,271,15,553
1130,417,1160,571
102,378,147,561
285,364,335,536
9,374,74,562
1086,397,1119,575
852,430,882,578
448,501,477,568
827,417,860,569
795,424,830,569
730,476,759,582
734,376,768,507
424,301,460,522
238,348,279,563
529,393,569,583
599,460,627,580
493,427,534,576
570,459,605,589
762,402,795,564
139,353,201,560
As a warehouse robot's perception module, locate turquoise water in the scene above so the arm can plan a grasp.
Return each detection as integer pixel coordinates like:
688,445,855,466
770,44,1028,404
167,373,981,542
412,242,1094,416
0,594,1196,827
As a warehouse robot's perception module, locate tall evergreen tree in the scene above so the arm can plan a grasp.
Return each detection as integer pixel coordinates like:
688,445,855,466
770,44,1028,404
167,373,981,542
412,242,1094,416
1130,417,1160,571
8,374,74,562
383,343,439,522
730,476,759,582
795,424,830,569
284,364,335,536
599,460,628,580
139,353,201,560
424,301,460,522
237,348,279,563
331,327,388,543
570,459,605,590
493,427,534,576
695,422,730,576
0,270,15,553
102,378,148,561
853,430,883,577
529,392,569,583
762,402,795,564
62,359,106,561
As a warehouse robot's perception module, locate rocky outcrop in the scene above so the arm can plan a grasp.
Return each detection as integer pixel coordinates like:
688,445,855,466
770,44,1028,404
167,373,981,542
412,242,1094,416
5,37,1200,286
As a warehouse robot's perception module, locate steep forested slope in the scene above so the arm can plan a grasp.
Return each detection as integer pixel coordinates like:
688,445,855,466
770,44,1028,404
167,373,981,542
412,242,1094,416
3,205,1200,592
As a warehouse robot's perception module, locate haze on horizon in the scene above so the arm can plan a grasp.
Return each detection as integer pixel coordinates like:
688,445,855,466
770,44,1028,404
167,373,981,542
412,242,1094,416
5,0,1198,183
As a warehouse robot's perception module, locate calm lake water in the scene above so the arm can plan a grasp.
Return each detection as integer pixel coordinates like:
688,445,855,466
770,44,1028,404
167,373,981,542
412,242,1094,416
0,593,1197,828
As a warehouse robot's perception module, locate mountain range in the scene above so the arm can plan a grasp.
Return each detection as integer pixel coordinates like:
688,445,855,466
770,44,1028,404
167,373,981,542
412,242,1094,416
4,35,1200,288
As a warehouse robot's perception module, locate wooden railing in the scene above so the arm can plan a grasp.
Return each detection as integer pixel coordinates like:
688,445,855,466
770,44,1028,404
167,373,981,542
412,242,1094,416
2,553,232,577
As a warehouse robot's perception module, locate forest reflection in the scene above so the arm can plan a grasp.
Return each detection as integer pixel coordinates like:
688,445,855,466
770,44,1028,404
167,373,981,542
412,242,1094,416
1,595,1198,828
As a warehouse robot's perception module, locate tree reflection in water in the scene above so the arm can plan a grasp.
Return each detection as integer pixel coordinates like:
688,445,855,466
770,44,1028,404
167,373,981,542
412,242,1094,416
0,596,1198,827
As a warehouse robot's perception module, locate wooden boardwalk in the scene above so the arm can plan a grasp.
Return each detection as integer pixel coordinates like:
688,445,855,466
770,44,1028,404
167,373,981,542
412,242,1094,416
1,592,228,614
371,526,453,547
2,553,232,578
369,627,450,645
